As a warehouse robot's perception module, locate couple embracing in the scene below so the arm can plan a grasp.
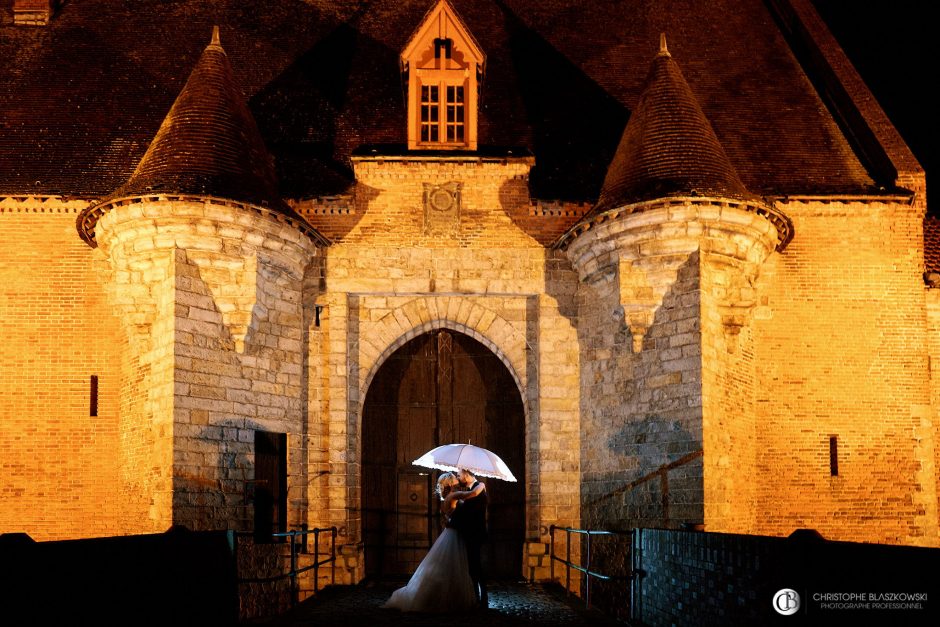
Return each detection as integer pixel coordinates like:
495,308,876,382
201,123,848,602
383,469,489,612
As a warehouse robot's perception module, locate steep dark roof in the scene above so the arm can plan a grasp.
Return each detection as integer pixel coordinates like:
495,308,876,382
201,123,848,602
925,216,940,276
111,27,289,212
0,0,920,203
592,36,752,215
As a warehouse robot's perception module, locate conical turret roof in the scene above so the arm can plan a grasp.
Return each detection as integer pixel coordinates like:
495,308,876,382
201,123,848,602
592,35,752,214
77,27,323,246
113,27,287,210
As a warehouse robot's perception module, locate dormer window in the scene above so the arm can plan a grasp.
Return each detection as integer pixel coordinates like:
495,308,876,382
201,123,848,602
401,0,485,151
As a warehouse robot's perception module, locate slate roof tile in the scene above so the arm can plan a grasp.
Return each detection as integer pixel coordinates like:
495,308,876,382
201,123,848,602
924,217,940,276
0,0,911,203
591,36,752,216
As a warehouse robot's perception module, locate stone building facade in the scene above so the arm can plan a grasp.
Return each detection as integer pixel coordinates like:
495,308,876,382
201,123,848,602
1,0,937,589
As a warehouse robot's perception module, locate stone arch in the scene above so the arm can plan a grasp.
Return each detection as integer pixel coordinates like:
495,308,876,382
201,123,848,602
344,295,539,578
357,296,530,415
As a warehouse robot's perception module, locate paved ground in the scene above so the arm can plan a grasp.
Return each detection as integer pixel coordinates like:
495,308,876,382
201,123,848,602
249,580,627,627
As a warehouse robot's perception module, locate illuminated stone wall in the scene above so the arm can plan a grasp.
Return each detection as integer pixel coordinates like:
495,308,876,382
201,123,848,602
93,198,319,534
570,243,704,532
0,197,125,540
564,194,939,547
300,156,583,582
924,288,940,542
1,172,937,579
565,199,780,539
751,198,938,546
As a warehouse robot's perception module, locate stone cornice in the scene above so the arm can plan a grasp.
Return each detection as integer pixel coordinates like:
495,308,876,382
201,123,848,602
77,194,330,249
564,199,787,353
350,154,535,166
0,195,91,212
555,196,794,253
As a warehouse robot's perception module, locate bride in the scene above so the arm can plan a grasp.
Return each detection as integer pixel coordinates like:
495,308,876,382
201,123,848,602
382,472,479,612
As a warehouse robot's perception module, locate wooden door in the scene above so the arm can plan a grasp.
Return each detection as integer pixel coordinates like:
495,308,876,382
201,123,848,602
254,431,287,542
362,330,524,578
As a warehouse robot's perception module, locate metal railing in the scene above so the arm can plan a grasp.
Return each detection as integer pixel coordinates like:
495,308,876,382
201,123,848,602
549,525,633,611
235,526,337,603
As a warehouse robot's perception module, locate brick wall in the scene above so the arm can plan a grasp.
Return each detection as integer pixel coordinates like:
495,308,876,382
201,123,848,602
235,533,292,620
564,199,781,538
925,288,940,539
3,172,937,589
0,197,124,540
564,195,939,548
751,199,938,545
700,255,761,534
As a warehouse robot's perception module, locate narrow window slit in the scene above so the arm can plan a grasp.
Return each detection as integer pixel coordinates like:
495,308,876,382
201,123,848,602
829,435,839,476
90,375,99,417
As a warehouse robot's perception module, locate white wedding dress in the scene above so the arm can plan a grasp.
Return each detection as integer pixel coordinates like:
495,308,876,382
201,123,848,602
382,527,478,612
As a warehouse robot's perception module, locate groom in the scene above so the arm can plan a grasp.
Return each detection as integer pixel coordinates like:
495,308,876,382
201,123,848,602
448,468,489,608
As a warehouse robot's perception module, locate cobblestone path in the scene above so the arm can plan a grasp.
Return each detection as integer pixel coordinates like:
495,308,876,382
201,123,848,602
250,580,626,627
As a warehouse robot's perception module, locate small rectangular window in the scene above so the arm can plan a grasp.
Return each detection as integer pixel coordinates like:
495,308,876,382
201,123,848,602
90,375,98,417
829,436,839,476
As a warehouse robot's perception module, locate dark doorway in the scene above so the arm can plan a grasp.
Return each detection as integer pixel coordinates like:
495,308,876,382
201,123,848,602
254,431,287,542
362,330,525,579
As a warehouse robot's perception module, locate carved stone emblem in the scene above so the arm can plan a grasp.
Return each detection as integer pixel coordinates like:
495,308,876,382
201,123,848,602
423,182,461,235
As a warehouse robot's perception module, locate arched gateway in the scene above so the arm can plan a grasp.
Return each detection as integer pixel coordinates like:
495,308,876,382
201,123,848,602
362,329,525,579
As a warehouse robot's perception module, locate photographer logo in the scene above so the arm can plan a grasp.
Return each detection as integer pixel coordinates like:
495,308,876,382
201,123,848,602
774,589,801,615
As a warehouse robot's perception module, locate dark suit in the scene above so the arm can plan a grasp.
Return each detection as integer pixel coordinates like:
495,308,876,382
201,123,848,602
447,480,488,607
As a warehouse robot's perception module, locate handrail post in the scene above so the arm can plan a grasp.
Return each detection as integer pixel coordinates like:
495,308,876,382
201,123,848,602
549,525,555,583
565,528,571,597
585,531,592,610
331,526,337,586
313,528,321,593
631,528,638,623
289,532,298,605
231,530,240,585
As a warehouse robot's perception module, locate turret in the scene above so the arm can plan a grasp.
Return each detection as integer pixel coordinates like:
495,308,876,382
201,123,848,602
560,34,792,353
560,36,793,535
77,26,326,352
74,28,326,532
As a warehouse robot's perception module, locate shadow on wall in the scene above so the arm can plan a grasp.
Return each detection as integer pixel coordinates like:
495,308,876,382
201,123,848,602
0,528,238,627
600,424,704,528
580,251,705,531
573,251,706,617
580,434,703,623
496,0,628,201
249,16,403,199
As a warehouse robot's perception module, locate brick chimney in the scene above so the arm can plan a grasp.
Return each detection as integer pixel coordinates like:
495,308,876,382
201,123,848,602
13,0,55,25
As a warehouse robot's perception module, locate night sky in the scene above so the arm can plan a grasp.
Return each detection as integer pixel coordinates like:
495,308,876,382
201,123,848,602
811,1,936,213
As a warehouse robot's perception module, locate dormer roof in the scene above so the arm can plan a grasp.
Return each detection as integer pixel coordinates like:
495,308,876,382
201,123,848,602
401,0,485,67
591,35,752,216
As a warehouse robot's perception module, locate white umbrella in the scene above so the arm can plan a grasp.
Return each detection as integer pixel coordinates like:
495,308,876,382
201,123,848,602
412,443,517,482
